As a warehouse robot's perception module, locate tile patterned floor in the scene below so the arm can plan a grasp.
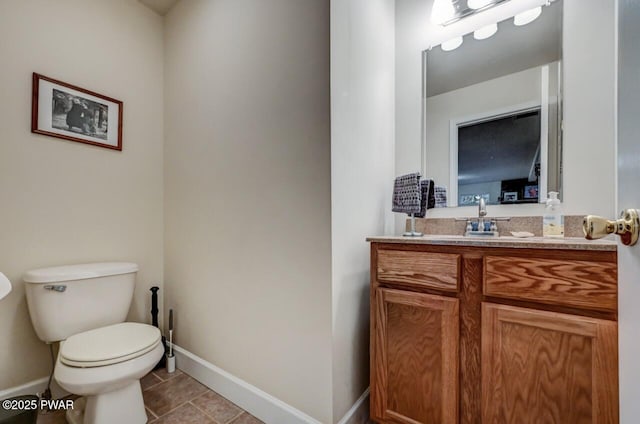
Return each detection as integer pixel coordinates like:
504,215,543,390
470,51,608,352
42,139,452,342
37,368,263,424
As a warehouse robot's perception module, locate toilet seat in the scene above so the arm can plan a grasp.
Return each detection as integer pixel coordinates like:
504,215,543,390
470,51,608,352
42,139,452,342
60,322,161,368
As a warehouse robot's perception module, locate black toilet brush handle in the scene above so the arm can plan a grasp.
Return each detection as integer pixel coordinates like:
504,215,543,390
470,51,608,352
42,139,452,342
168,309,174,357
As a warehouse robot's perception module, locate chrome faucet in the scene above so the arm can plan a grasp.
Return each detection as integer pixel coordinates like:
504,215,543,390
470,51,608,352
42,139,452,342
455,196,509,236
477,195,487,231
478,195,487,217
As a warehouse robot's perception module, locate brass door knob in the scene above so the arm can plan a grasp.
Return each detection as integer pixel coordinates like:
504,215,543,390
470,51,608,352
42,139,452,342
583,209,640,246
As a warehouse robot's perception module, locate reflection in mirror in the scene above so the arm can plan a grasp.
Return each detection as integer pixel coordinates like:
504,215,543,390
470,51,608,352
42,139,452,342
457,108,541,206
423,0,562,207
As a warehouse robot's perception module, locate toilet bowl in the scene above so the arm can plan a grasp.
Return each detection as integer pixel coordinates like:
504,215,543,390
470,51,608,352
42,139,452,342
23,262,162,424
55,323,164,424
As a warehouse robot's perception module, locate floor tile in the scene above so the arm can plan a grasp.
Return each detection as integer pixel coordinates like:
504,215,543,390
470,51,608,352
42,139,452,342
229,412,265,424
37,409,66,424
146,406,158,422
191,390,243,423
153,402,214,424
143,373,208,416
142,372,163,390
36,370,268,424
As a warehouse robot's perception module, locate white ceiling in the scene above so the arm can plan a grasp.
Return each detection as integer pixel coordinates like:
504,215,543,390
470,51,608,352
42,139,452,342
138,0,181,15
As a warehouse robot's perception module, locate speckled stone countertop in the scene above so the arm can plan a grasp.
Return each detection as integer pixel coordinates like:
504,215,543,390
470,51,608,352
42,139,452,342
366,235,617,251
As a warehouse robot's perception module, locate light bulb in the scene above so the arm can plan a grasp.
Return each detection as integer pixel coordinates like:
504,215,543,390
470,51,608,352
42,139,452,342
474,23,498,40
431,0,455,25
441,36,463,51
514,6,542,26
467,0,493,10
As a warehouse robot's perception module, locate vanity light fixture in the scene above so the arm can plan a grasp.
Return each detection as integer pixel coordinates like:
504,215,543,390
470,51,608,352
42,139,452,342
514,6,542,26
432,0,552,52
431,0,456,25
441,36,464,51
473,23,498,40
434,0,508,26
467,0,494,10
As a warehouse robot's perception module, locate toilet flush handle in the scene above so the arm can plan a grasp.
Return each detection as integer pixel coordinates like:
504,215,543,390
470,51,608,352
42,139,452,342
43,285,66,293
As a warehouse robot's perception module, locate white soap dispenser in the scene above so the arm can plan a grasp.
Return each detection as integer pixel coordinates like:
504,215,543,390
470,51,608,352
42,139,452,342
543,191,564,238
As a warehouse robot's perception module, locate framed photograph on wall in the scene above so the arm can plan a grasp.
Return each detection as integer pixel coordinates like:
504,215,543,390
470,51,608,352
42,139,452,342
524,184,539,199
459,194,476,206
31,73,123,150
503,191,518,202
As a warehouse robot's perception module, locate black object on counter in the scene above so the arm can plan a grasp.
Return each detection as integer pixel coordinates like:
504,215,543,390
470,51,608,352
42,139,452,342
150,286,167,370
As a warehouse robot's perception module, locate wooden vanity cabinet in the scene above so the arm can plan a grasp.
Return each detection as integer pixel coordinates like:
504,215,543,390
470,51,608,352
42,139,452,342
370,242,618,424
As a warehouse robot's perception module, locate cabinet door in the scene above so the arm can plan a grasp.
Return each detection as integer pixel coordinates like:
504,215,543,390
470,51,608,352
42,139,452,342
371,288,459,424
482,303,618,424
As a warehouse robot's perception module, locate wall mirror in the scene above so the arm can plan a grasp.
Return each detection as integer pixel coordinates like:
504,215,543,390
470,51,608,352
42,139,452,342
423,0,563,207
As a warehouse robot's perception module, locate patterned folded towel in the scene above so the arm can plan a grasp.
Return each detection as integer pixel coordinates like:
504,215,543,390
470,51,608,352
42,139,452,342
434,185,448,208
392,172,422,214
416,179,435,218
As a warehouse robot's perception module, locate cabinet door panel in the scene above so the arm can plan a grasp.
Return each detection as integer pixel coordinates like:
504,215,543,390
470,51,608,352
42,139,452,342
372,288,459,424
482,303,618,424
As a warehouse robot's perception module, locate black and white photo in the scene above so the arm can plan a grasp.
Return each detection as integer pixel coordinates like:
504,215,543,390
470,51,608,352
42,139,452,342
503,191,518,202
32,73,123,150
52,89,109,140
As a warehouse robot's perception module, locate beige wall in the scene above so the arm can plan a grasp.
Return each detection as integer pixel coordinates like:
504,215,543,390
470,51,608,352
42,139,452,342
163,1,333,422
0,0,164,390
331,0,396,421
562,0,616,218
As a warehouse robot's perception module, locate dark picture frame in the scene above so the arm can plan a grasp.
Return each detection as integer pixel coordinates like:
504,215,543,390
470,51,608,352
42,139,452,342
503,191,519,202
524,184,539,199
31,73,123,151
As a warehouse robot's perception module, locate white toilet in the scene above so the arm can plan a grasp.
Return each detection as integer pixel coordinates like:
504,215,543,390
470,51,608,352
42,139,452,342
23,262,164,424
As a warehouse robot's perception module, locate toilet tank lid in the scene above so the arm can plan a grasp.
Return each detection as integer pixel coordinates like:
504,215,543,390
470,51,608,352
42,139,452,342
23,262,139,283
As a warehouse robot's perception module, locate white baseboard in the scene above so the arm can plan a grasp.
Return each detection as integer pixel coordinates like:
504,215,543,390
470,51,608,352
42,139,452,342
336,388,370,424
173,345,323,424
0,377,68,400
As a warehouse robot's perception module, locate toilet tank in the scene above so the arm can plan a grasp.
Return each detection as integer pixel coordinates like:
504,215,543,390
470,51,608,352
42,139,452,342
23,262,139,343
